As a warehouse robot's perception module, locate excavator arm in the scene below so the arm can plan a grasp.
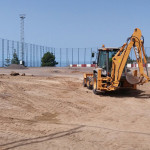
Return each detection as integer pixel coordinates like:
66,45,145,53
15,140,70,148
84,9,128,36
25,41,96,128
110,28,150,89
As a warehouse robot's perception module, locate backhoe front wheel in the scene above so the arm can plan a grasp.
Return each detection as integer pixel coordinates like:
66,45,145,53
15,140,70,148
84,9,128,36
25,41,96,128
83,78,87,87
93,75,99,94
86,77,93,90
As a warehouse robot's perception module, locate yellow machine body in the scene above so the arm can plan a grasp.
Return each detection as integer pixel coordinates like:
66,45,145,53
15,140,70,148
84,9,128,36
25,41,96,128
83,28,150,93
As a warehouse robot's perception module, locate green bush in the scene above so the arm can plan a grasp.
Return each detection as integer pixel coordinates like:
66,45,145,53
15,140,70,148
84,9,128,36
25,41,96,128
11,52,19,64
41,52,58,67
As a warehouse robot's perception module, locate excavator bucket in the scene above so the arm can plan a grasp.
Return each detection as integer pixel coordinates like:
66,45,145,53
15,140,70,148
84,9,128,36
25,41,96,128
125,68,141,84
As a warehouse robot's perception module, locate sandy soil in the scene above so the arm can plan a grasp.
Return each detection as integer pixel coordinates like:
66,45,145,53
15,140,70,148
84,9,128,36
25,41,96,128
0,67,150,150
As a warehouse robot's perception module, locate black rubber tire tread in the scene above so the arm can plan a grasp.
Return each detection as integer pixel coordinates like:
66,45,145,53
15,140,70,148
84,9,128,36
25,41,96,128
83,79,87,87
93,74,99,95
86,77,93,90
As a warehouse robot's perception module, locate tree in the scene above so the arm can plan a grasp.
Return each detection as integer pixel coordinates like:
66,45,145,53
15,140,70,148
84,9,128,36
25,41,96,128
5,58,11,67
41,52,58,67
11,52,19,64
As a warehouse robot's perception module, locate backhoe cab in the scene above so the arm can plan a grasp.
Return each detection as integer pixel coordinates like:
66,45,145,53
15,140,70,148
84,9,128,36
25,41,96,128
83,28,150,94
97,47,119,77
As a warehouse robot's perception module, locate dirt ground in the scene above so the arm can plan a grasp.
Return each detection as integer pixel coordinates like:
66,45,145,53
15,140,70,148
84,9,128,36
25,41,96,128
0,67,150,150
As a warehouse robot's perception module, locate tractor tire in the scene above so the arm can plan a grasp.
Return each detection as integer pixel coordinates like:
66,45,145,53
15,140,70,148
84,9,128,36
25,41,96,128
83,78,87,87
93,75,99,94
86,77,93,90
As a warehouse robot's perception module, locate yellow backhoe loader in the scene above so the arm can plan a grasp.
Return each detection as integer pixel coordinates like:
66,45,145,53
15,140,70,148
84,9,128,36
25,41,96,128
83,28,150,94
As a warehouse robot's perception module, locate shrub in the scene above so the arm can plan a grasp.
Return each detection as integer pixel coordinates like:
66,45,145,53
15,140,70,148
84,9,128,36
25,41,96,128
41,52,58,67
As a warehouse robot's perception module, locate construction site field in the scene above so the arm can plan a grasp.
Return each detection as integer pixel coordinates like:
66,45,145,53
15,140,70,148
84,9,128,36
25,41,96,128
0,67,150,150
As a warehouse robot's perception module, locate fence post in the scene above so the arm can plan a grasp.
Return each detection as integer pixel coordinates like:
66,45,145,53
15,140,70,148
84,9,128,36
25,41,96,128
60,48,61,67
84,48,86,64
36,45,38,67
54,48,55,56
12,41,14,56
33,45,36,67
43,46,44,56
78,48,79,64
7,40,10,66
40,46,42,66
72,48,73,65
90,48,92,64
38,46,40,67
2,39,4,67
17,42,19,60
25,43,28,67
30,44,32,67
66,48,68,66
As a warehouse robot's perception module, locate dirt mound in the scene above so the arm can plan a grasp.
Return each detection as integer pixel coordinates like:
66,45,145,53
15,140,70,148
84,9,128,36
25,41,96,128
6,64,27,69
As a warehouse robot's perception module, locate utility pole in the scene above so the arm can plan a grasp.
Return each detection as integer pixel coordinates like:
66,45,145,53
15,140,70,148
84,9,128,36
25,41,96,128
20,14,26,64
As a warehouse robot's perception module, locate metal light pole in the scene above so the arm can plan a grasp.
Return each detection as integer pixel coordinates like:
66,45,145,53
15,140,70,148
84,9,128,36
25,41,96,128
20,14,26,64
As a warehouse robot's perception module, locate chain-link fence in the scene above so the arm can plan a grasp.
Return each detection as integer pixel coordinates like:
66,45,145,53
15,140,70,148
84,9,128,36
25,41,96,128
0,38,56,67
54,48,98,67
0,38,149,67
0,38,98,67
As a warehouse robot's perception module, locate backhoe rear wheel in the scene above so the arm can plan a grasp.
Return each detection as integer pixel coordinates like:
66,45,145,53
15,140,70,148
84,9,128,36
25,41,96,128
86,77,93,90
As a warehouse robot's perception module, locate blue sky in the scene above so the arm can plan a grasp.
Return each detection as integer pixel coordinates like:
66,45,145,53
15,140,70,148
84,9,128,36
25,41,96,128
0,0,150,48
